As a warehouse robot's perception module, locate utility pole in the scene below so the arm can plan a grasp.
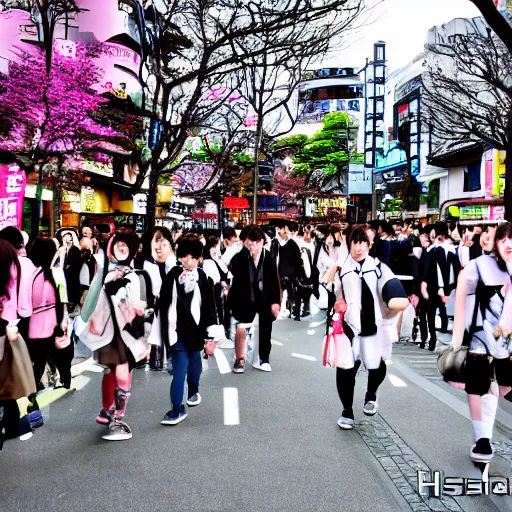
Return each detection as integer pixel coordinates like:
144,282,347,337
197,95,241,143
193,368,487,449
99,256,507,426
252,118,264,224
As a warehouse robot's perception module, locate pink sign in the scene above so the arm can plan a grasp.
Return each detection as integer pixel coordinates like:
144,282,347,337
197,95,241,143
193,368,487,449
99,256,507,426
490,205,505,221
0,164,26,229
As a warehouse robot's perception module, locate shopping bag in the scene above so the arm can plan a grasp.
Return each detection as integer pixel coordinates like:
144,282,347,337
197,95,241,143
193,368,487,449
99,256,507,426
0,335,36,401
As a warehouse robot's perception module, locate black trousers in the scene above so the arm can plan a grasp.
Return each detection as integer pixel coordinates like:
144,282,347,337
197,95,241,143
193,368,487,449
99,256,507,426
257,311,274,364
427,296,448,350
417,298,429,343
27,337,74,389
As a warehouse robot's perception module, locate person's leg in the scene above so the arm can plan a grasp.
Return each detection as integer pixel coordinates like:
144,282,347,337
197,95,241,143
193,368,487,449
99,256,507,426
170,343,188,411
418,299,428,346
0,399,21,439
427,297,438,351
366,360,387,403
465,354,494,461
439,300,448,332
186,350,203,399
302,293,311,317
50,341,74,389
27,337,53,391
336,361,361,420
235,325,247,360
101,369,117,412
257,312,273,365
114,363,132,419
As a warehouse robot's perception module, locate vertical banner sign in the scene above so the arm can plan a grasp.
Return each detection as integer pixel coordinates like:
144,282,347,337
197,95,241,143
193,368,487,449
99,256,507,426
484,150,494,198
0,165,26,229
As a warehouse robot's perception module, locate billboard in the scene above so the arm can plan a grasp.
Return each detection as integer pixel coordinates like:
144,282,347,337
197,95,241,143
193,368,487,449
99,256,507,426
0,164,26,229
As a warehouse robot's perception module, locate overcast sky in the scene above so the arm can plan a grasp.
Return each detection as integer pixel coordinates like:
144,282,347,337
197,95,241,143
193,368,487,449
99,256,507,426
322,0,482,72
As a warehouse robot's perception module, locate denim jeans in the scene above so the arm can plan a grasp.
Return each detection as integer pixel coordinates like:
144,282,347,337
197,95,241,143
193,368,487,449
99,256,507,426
169,339,202,411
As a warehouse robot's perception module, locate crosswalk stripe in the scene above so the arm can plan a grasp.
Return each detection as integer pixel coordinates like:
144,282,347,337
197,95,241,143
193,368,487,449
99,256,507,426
291,353,317,362
223,388,240,426
388,374,407,387
271,339,284,346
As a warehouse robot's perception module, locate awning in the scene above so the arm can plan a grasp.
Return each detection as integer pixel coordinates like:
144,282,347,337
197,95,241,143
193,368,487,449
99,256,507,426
224,197,250,209
416,165,448,183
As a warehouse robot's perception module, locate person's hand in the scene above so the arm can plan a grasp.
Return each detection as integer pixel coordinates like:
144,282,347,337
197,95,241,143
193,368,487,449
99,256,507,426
448,381,465,390
271,304,280,318
409,294,419,309
420,282,429,301
204,340,216,356
448,341,462,352
334,298,347,314
441,295,450,304
6,325,18,343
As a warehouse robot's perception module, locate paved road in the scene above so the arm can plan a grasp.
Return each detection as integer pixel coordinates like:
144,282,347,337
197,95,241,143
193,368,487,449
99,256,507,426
1,314,512,512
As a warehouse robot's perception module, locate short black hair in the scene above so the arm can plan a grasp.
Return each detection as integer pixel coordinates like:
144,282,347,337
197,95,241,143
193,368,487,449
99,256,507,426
29,238,57,268
0,226,24,250
239,225,265,242
176,234,203,259
349,225,370,246
223,227,237,240
433,221,449,239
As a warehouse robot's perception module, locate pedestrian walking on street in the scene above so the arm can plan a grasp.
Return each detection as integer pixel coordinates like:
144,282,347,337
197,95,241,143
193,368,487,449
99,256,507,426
158,234,223,426
447,222,512,463
77,228,155,441
229,225,281,373
142,227,176,371
334,226,409,430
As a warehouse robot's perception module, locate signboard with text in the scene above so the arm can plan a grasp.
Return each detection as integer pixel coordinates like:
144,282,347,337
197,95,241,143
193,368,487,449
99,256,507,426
0,164,26,229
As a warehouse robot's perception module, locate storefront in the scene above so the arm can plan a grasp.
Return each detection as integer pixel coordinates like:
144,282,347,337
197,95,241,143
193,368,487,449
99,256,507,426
303,196,347,222
224,196,251,225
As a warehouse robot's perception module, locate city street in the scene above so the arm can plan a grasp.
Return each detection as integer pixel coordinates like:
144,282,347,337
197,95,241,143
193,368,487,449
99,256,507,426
2,314,512,512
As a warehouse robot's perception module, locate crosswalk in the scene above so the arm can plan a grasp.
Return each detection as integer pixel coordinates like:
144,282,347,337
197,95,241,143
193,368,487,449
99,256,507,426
391,343,443,382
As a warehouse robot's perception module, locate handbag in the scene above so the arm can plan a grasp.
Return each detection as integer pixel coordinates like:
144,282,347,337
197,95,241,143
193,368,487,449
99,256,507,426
437,346,468,383
0,334,36,401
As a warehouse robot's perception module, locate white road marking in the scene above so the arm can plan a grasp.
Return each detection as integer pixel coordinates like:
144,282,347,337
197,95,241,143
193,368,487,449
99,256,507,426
271,339,284,346
223,388,240,426
309,320,326,328
307,329,316,336
384,359,393,365
292,353,317,362
387,373,407,387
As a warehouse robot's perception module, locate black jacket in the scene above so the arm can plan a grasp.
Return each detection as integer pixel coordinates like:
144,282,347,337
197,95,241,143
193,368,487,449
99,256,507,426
271,238,304,279
228,248,281,323
159,266,217,352
423,244,461,295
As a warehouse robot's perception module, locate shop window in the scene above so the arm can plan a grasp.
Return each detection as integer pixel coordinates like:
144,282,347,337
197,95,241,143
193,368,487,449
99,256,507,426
464,161,481,192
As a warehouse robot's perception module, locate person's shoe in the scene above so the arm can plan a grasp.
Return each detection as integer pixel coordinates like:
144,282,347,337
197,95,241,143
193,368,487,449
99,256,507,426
471,438,494,463
102,419,132,441
253,360,272,372
233,358,245,374
363,401,378,416
27,410,44,429
96,408,114,425
161,407,187,426
186,393,201,407
337,416,355,430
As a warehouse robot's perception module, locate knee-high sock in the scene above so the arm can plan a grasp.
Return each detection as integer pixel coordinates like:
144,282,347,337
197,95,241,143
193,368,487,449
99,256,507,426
114,373,132,419
101,370,116,412
336,361,361,418
480,393,498,440
366,359,387,403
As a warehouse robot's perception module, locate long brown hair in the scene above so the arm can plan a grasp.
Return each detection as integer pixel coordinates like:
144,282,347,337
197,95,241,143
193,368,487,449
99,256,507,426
0,238,20,300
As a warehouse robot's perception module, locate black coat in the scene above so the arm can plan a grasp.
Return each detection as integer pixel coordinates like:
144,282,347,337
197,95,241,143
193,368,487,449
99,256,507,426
271,238,304,279
423,245,461,295
228,248,281,323
159,266,218,352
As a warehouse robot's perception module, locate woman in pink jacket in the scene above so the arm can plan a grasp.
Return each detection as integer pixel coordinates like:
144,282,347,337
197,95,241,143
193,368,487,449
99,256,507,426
27,238,73,392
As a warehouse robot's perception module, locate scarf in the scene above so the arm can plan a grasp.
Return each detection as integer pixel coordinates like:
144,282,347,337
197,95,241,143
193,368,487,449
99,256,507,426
179,269,199,294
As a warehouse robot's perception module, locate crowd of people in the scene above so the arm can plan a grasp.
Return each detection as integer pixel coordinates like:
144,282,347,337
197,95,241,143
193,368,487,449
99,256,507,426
0,217,510,465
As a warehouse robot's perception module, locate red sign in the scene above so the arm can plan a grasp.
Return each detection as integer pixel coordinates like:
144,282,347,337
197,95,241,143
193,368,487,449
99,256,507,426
0,164,26,229
224,197,250,210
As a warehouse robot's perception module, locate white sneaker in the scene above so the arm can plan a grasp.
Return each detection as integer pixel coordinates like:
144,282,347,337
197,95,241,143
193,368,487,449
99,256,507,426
363,401,378,416
253,361,272,372
337,416,355,430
